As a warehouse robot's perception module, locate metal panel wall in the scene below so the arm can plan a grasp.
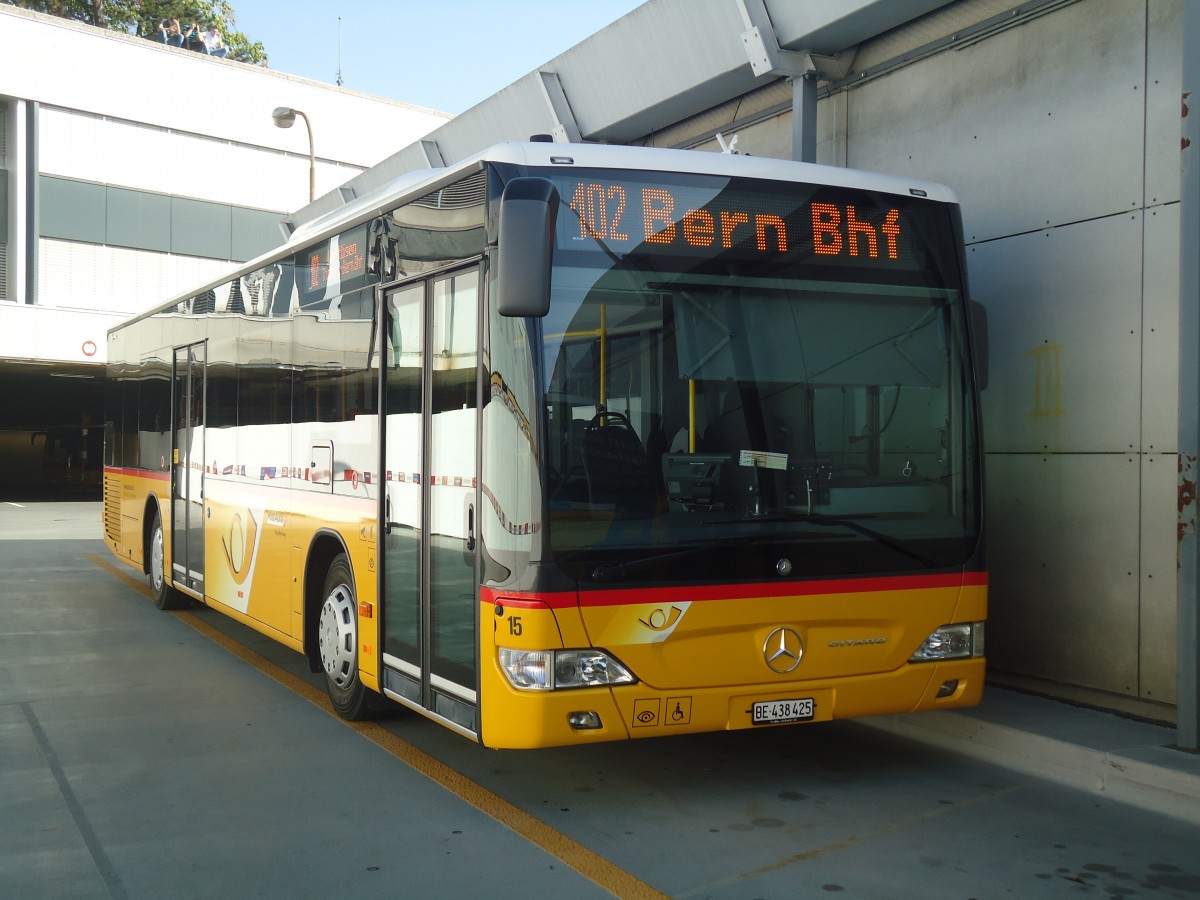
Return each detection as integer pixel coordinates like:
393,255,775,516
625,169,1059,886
39,176,281,265
1143,204,1181,457
965,215,1144,456
985,452,1140,694
969,215,1147,697
843,0,1150,243
231,208,285,263
39,175,105,243
1142,449,1179,704
836,0,1182,710
1140,202,1182,704
107,187,172,253
170,197,231,260
1146,2,1187,211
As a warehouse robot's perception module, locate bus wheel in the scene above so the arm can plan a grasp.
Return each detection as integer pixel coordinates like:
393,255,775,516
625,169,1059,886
318,555,373,720
149,509,186,610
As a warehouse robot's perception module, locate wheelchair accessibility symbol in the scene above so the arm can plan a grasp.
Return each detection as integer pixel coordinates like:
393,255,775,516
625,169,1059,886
665,697,692,726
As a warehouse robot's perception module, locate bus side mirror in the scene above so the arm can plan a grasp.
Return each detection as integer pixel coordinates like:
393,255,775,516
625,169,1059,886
495,177,559,318
970,300,989,391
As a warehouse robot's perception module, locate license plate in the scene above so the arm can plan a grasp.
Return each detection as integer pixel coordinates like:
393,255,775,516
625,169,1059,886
752,698,815,725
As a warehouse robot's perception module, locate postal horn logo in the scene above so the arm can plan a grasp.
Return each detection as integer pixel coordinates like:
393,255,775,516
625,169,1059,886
763,627,804,674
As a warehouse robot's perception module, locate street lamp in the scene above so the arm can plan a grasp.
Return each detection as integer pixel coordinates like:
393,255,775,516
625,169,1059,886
271,106,315,203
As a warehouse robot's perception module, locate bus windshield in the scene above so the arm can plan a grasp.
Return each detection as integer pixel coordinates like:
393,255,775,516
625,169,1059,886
537,169,980,582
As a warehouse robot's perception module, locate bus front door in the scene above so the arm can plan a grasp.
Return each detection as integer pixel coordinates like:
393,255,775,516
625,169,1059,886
380,267,480,736
172,342,205,595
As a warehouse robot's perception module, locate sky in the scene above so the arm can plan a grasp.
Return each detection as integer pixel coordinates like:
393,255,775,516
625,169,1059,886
227,0,649,115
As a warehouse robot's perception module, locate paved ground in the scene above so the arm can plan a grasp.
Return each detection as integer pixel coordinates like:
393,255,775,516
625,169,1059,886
3,500,1199,899
0,499,105,540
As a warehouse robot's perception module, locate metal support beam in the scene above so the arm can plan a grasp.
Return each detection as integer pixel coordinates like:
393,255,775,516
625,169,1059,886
419,139,446,168
537,70,582,144
737,0,815,79
24,101,38,306
1178,0,1200,753
791,73,818,165
737,0,850,164
5,100,26,305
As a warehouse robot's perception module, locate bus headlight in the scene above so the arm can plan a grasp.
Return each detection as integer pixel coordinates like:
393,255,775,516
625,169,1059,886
909,622,985,662
498,648,636,691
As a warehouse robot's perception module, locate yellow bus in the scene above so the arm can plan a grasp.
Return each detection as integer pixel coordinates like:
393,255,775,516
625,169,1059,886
103,141,987,748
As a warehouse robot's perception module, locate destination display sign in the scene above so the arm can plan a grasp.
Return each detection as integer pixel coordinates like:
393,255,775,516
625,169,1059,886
549,170,942,272
298,222,370,308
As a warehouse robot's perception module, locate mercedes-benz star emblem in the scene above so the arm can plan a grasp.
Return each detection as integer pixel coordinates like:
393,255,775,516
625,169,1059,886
763,627,803,674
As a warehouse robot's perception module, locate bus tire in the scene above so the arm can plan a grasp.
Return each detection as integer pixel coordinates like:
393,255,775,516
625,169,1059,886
318,554,374,720
149,508,187,610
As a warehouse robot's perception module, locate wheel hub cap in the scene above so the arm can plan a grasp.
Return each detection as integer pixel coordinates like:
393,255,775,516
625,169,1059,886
318,583,356,688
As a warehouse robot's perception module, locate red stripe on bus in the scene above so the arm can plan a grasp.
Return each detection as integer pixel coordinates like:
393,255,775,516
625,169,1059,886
482,571,986,610
487,595,558,610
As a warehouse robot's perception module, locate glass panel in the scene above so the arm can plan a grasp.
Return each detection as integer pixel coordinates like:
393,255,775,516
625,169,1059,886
536,168,979,582
382,283,424,663
137,362,172,475
172,344,205,585
481,294,540,574
429,269,479,688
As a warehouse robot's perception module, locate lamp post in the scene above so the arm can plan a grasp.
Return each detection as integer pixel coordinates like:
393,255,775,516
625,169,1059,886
271,106,315,203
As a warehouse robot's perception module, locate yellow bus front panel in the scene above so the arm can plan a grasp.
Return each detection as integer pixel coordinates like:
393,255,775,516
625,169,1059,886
480,574,985,749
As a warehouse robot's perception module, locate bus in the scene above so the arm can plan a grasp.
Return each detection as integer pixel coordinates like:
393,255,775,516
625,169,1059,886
103,141,987,749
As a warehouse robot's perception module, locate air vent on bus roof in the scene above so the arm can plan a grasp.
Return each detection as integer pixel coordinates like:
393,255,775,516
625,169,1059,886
411,170,487,211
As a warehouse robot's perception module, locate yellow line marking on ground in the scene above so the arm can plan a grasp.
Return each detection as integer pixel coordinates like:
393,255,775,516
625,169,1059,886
89,553,154,595
87,553,665,900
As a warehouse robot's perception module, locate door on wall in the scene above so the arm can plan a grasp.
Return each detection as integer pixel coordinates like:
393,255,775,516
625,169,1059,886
172,342,206,595
379,266,480,733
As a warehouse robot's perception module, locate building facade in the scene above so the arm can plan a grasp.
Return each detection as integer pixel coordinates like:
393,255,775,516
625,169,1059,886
0,5,448,497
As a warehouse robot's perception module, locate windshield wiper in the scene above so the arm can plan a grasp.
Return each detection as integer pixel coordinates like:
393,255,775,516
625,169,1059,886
589,532,815,583
706,512,939,569
588,528,852,582
801,513,939,568
589,512,939,582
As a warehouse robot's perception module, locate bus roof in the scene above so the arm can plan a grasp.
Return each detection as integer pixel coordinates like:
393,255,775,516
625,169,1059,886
114,142,959,330
291,141,959,245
